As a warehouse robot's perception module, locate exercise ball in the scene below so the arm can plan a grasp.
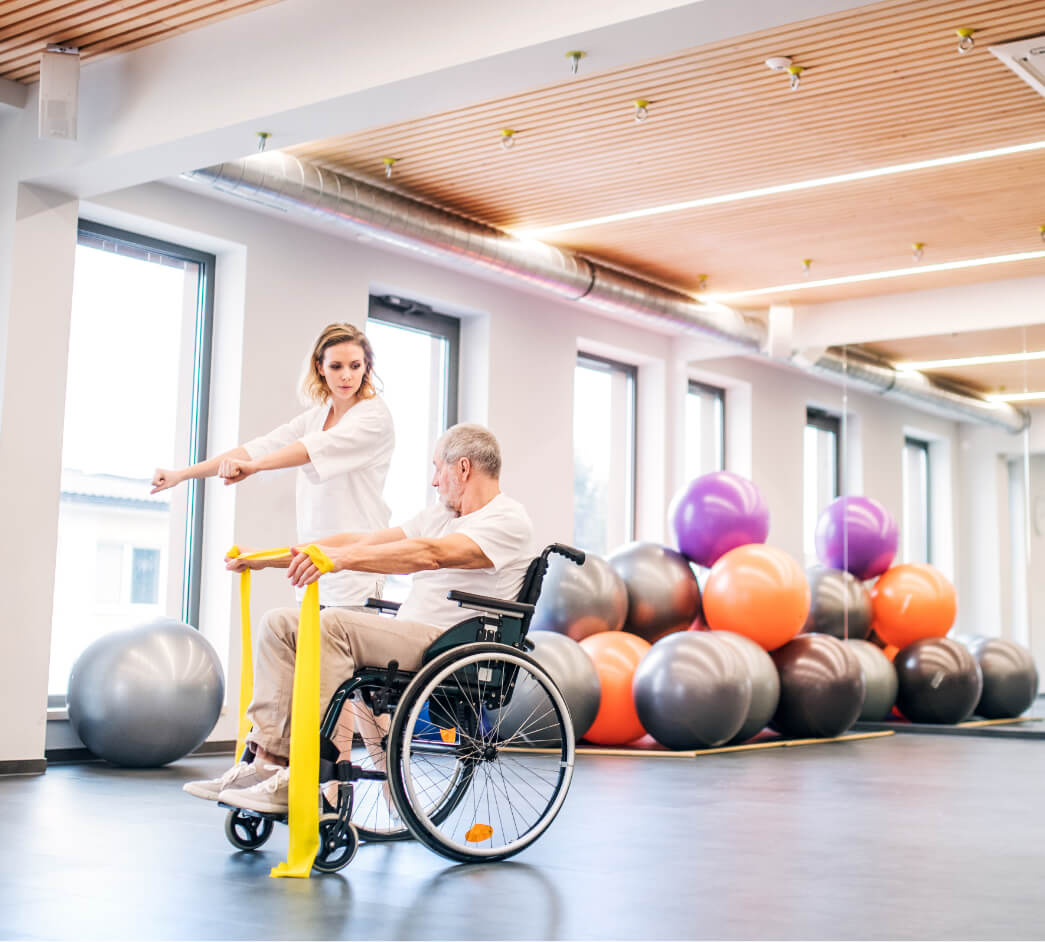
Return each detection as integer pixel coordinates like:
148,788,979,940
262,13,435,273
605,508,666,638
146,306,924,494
966,637,1039,719
845,639,899,721
67,619,225,767
815,496,897,580
770,634,865,738
803,567,872,640
579,631,651,745
872,563,956,649
607,542,702,643
669,471,770,568
713,630,781,744
702,544,810,651
632,632,751,750
491,632,601,744
894,638,982,724
530,551,627,641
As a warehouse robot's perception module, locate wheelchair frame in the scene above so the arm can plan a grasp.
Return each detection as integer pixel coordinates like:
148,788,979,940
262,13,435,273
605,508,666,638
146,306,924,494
221,542,584,871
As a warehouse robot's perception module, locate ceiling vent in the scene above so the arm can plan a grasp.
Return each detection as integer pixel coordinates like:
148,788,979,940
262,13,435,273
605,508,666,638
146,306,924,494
990,35,1045,98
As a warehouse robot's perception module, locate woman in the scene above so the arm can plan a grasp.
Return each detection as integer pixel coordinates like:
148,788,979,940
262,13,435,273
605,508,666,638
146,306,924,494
152,322,394,607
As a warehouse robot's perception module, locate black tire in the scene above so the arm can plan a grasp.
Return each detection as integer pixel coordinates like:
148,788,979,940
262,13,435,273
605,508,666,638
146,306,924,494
224,809,274,850
387,643,574,863
313,814,359,873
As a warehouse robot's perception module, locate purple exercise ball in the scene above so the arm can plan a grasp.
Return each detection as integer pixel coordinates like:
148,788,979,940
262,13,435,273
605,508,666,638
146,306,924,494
670,471,770,568
814,496,897,581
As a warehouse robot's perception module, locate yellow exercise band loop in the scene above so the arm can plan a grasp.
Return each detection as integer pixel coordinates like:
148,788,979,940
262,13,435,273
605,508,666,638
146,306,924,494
227,543,334,879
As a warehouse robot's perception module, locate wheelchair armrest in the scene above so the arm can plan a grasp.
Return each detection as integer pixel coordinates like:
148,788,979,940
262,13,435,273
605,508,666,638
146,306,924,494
446,590,535,619
365,597,401,614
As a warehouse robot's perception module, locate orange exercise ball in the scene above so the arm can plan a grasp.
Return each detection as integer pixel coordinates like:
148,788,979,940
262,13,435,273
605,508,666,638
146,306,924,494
871,563,956,649
578,631,651,745
702,544,810,651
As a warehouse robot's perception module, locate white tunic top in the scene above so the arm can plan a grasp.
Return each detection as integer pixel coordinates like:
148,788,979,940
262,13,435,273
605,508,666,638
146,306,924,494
396,494,536,631
243,396,394,606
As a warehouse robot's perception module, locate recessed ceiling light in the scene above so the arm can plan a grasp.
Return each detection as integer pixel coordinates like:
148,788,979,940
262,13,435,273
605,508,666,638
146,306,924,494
700,249,1045,302
514,140,1045,237
896,351,1045,372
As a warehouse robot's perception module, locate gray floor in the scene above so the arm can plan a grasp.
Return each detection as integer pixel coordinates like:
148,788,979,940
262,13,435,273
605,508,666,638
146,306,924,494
1,734,1042,940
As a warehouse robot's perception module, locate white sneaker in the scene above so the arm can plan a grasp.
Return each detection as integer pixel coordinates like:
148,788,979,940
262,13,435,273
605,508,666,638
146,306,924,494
219,766,291,814
183,760,282,801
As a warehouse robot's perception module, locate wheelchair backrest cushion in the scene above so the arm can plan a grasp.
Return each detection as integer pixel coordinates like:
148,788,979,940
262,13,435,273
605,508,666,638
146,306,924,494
394,493,536,631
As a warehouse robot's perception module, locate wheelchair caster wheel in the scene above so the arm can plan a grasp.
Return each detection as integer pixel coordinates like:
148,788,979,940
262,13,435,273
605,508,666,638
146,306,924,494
224,809,274,850
313,814,359,873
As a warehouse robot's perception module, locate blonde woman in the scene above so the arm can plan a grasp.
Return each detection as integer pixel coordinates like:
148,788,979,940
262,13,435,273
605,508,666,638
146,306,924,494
152,322,394,607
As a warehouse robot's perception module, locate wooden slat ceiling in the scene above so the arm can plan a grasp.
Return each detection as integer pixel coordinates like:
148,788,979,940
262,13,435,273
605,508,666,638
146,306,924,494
289,0,1045,316
0,0,288,83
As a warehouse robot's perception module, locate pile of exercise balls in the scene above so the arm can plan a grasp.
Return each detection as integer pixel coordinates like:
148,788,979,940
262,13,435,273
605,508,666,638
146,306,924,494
523,472,1040,752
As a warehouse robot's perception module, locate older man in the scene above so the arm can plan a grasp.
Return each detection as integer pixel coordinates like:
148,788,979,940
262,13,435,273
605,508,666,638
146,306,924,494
183,423,534,814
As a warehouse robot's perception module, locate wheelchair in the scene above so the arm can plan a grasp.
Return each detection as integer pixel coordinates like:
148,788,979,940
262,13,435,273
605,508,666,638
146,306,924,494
222,542,585,872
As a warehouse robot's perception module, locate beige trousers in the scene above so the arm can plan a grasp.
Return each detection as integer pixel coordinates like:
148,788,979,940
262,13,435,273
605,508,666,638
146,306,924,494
245,607,444,759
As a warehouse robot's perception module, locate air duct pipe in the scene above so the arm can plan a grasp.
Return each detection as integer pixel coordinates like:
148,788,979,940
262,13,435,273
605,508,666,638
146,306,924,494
184,154,1028,434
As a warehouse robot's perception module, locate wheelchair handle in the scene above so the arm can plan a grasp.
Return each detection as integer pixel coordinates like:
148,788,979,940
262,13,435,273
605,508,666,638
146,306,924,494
548,543,585,565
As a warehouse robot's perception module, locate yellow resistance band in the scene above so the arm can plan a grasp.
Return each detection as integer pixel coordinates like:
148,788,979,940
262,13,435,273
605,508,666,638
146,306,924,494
227,543,334,880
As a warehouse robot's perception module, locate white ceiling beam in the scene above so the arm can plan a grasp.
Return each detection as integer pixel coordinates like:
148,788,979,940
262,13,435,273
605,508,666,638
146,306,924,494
0,77,27,111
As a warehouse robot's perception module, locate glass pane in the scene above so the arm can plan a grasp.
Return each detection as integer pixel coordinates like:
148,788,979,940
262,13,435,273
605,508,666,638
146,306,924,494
903,441,930,563
803,422,838,566
366,318,452,600
685,386,724,482
49,241,198,695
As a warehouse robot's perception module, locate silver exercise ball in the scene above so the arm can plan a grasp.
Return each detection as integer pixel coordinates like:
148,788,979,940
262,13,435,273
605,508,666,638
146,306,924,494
632,632,751,750
67,619,225,768
713,630,781,744
966,637,1039,719
845,638,898,721
802,567,873,640
530,551,628,641
608,542,702,644
491,632,602,744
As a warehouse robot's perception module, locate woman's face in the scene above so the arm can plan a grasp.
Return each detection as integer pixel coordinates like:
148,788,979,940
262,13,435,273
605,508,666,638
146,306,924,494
318,341,367,403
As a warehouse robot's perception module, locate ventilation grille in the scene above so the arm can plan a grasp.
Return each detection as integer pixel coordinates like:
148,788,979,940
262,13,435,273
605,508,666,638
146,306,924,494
990,35,1045,98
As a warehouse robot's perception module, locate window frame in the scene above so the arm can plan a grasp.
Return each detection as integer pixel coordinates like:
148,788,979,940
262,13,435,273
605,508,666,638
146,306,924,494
903,435,933,564
805,407,842,499
686,379,726,476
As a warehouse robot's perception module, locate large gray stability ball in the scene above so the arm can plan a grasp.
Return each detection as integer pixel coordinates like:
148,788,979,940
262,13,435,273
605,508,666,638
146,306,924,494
894,637,982,724
845,639,898,721
608,542,702,644
67,619,225,767
530,551,628,641
713,630,781,744
491,631,602,745
770,633,865,738
802,567,872,640
966,637,1038,719
632,632,752,749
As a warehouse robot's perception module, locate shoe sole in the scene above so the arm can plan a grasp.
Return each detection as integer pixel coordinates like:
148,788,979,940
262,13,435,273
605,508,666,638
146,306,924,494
183,783,222,801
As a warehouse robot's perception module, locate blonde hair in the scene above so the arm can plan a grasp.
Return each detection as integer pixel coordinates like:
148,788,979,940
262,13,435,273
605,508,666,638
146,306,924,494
301,323,378,404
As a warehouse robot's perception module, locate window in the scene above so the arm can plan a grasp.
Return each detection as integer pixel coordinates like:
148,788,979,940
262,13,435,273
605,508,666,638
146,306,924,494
685,380,725,483
49,222,214,700
803,408,841,566
367,295,460,599
574,353,637,555
903,437,931,563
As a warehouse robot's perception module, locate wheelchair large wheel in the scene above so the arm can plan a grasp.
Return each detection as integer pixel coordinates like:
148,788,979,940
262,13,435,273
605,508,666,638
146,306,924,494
340,680,474,842
387,643,574,863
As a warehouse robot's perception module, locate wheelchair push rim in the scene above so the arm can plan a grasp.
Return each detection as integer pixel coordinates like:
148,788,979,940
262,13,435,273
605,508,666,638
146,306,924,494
388,644,575,862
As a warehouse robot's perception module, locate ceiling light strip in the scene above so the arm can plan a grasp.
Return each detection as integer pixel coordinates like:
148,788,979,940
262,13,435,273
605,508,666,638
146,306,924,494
702,249,1045,302
987,392,1045,403
516,140,1045,236
896,351,1045,372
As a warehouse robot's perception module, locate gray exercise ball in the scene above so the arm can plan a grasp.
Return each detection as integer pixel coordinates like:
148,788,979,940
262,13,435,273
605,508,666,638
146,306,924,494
632,632,751,749
67,619,225,767
713,630,781,744
802,567,872,640
966,637,1039,719
530,551,628,641
894,638,982,724
845,639,898,721
608,542,702,644
770,633,865,738
490,632,601,744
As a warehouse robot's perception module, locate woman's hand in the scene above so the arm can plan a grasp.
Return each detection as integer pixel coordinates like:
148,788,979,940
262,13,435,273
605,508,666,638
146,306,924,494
219,457,258,485
151,468,184,493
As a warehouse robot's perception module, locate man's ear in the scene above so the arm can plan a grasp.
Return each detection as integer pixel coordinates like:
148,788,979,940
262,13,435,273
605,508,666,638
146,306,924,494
458,457,471,478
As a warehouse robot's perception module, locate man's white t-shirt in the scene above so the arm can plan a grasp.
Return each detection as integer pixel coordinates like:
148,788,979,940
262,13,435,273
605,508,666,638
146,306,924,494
243,396,394,606
396,494,536,632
